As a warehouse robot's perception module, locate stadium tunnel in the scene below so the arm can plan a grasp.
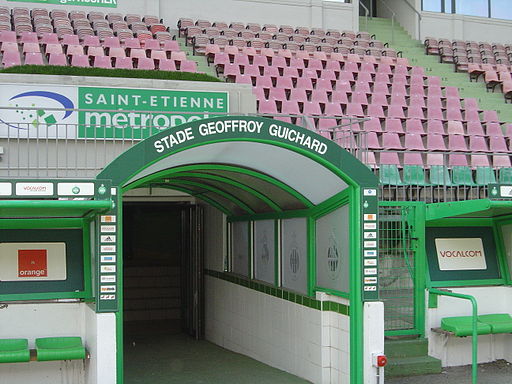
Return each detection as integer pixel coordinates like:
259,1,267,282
95,115,383,384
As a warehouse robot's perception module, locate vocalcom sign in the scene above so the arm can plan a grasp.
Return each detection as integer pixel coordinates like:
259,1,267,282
435,238,487,271
0,84,228,139
7,0,117,8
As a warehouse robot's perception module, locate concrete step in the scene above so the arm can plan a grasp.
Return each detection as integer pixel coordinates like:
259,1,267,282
385,338,428,358
124,308,181,322
125,286,180,299
124,297,181,311
385,355,442,377
124,265,180,277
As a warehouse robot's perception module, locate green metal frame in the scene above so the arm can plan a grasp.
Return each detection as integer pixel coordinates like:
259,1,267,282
425,218,507,288
379,201,427,338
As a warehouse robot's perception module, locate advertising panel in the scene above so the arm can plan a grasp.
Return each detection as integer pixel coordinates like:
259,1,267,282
0,84,228,139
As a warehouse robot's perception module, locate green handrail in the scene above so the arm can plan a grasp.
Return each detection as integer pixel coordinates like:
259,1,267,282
429,288,478,384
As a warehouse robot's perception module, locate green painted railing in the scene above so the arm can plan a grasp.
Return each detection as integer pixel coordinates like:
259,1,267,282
429,288,478,384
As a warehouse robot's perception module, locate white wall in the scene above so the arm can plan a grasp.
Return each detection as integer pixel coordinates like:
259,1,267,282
363,302,384,384
205,276,353,384
427,286,512,366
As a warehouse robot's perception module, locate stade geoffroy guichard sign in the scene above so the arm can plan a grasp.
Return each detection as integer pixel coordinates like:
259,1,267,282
153,118,329,155
7,0,117,7
0,84,228,139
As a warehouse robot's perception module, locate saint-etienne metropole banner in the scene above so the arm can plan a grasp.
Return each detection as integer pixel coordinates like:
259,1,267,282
0,84,229,140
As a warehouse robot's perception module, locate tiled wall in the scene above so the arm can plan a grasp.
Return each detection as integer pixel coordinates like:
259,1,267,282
204,272,351,383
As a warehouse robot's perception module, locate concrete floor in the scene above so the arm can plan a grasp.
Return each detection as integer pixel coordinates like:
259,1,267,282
124,330,311,384
386,360,512,384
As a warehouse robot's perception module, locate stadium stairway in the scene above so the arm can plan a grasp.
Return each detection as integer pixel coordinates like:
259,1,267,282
361,17,512,123
384,337,442,378
174,31,218,78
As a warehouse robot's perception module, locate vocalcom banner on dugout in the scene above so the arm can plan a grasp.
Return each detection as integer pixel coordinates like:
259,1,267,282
7,0,117,8
0,84,229,139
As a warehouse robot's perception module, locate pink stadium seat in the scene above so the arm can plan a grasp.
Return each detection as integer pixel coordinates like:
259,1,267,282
66,44,84,56
407,105,425,119
466,121,484,136
133,57,153,70
103,36,121,48
316,78,333,91
352,91,368,104
380,152,401,166
89,53,110,68
331,91,349,104
255,76,273,89
2,51,21,67
108,47,126,58
303,101,322,115
404,133,425,150
345,103,364,117
61,34,80,46
180,60,197,72
403,152,424,166
129,48,147,59
269,87,287,101
447,120,465,135
158,58,176,71
470,154,490,167
20,32,38,43
446,107,463,121
22,43,41,53
371,92,388,106
70,54,90,67
324,102,343,116
426,153,444,167
48,53,67,66
427,107,444,120
489,135,508,152
24,52,44,65
363,117,383,132
427,134,447,151
448,154,468,167
367,104,385,119
162,40,180,52
0,31,17,43
382,132,404,150
281,100,301,116
354,81,371,94
469,136,489,152
405,119,425,134
483,110,499,122
387,105,405,119
373,83,390,95
493,155,512,167
367,132,382,149
113,57,133,69
464,109,480,122
310,89,329,104
385,118,404,133
448,134,468,151
427,119,445,135
486,122,503,136
295,77,314,90
289,88,308,103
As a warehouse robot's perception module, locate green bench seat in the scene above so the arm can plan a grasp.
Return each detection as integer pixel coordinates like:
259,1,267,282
440,313,512,337
441,316,492,336
478,314,512,333
35,337,86,362
0,339,30,363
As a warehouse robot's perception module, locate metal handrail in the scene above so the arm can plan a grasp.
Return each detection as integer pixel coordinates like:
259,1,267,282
429,288,478,384
359,1,370,32
399,0,423,40
376,0,396,44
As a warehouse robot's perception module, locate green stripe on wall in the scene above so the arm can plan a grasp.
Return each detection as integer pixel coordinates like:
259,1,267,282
205,269,349,316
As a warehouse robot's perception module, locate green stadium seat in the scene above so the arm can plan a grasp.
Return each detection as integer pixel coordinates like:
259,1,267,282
475,167,497,186
499,168,512,184
440,316,492,337
0,339,30,363
379,164,405,185
35,337,86,361
403,165,429,186
429,165,453,186
478,314,512,333
451,166,477,186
